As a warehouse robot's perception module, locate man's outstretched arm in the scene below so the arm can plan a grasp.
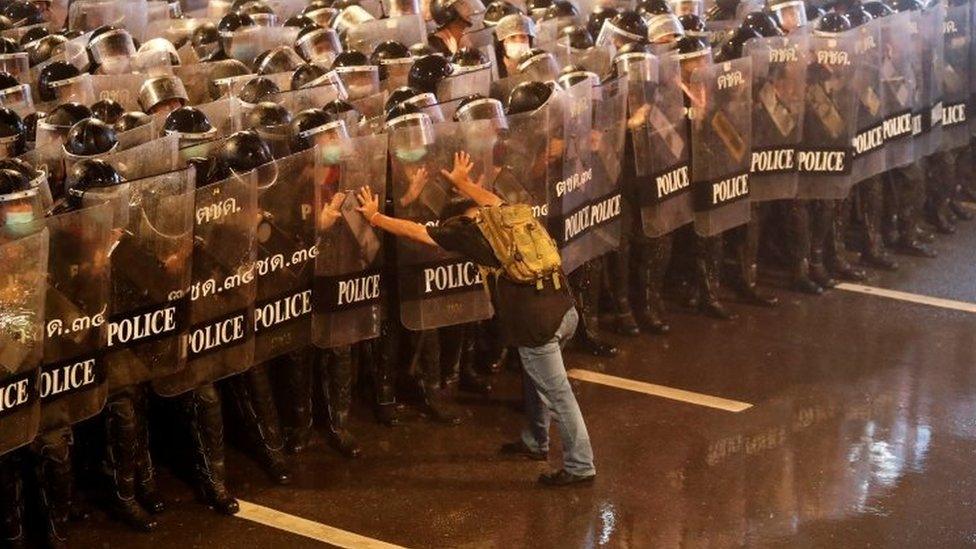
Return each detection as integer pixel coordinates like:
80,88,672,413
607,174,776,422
355,186,437,247
440,151,503,207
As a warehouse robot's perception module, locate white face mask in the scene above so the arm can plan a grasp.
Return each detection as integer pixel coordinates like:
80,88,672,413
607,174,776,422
504,41,529,60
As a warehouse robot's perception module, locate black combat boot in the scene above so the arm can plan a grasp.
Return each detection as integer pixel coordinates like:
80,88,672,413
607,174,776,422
635,236,672,333
132,387,164,514
696,235,736,320
183,385,238,515
809,200,837,289
788,201,823,294
104,393,158,532
230,365,291,485
34,430,74,549
283,350,315,454
734,209,778,306
606,241,640,336
405,331,461,425
322,347,362,459
860,176,899,271
569,260,617,357
0,455,25,549
367,325,405,427
826,198,866,281
893,165,937,257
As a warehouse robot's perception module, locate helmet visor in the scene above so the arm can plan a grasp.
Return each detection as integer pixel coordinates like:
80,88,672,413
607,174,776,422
295,27,343,65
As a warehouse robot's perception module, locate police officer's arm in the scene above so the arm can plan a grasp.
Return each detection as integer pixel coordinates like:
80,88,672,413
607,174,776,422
440,152,502,207
356,186,437,247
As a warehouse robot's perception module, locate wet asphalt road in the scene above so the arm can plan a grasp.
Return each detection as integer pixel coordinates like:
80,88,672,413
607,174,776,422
70,221,976,549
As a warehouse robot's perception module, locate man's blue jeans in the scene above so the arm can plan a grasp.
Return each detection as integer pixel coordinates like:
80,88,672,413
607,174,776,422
517,308,596,476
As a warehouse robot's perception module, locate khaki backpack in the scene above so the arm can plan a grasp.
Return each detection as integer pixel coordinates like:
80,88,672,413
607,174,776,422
474,204,562,290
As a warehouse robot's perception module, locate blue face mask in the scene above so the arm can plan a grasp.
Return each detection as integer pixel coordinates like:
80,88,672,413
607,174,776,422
320,145,344,165
4,211,35,234
395,147,427,163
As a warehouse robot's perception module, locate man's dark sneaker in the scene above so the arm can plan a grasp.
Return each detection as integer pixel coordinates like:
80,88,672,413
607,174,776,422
538,469,596,487
499,440,547,461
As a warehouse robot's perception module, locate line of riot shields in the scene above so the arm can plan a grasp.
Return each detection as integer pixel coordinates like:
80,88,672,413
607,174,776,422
0,0,973,539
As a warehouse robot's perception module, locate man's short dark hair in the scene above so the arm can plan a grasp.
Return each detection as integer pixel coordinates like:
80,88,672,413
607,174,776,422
441,198,479,220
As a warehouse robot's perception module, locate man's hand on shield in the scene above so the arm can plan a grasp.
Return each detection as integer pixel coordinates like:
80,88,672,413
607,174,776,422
441,151,476,188
318,191,346,231
400,166,430,206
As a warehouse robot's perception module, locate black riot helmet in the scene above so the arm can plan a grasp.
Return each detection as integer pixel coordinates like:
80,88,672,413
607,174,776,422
505,80,553,115
845,3,874,26
284,13,318,29
408,54,454,94
206,59,251,101
43,102,90,129
217,129,274,173
527,0,553,18
431,0,486,29
409,42,437,57
302,0,338,26
0,71,17,92
114,111,152,133
385,86,421,112
19,26,48,46
90,99,125,125
331,49,369,68
25,34,64,67
3,1,44,26
289,107,342,151
885,0,922,12
371,40,410,65
485,0,521,26
246,101,292,129
814,11,851,33
238,1,277,26
586,6,618,38
291,63,329,89
862,1,894,17
742,10,784,36
0,158,39,181
218,11,256,33
453,94,507,129
64,118,118,157
559,24,593,49
0,37,19,55
557,64,598,88
191,21,221,54
0,107,24,157
678,13,707,34
188,156,231,188
452,47,489,69
715,25,761,61
322,98,361,126
806,3,827,19
66,159,123,208
543,0,579,21
86,25,136,70
238,76,280,105
37,60,81,102
164,106,216,140
254,45,304,75
674,34,711,60
704,0,739,20
612,10,649,37
637,0,672,15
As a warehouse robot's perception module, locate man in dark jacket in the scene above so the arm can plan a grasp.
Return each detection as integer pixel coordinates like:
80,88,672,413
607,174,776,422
355,151,596,486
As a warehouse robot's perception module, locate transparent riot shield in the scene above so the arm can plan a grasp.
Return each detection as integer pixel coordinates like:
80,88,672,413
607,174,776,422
174,60,250,106
333,66,381,101
344,15,427,55
490,101,553,216
880,11,917,170
0,52,29,82
350,90,386,120
941,1,970,150
272,85,343,113
552,80,594,275
68,1,148,37
744,34,807,202
458,26,499,81
585,75,626,263
91,73,146,111
390,120,494,331
915,5,944,158
104,168,194,390
553,45,616,77
0,230,47,455
850,20,886,183
224,26,301,67
252,149,317,363
39,202,113,431
797,30,858,200
152,171,258,397
436,67,492,102
313,133,388,349
104,134,181,180
42,73,96,105
689,58,753,237
630,54,693,238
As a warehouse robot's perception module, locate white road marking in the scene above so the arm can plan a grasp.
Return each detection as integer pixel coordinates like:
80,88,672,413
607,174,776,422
567,369,753,413
236,500,407,549
836,283,976,314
